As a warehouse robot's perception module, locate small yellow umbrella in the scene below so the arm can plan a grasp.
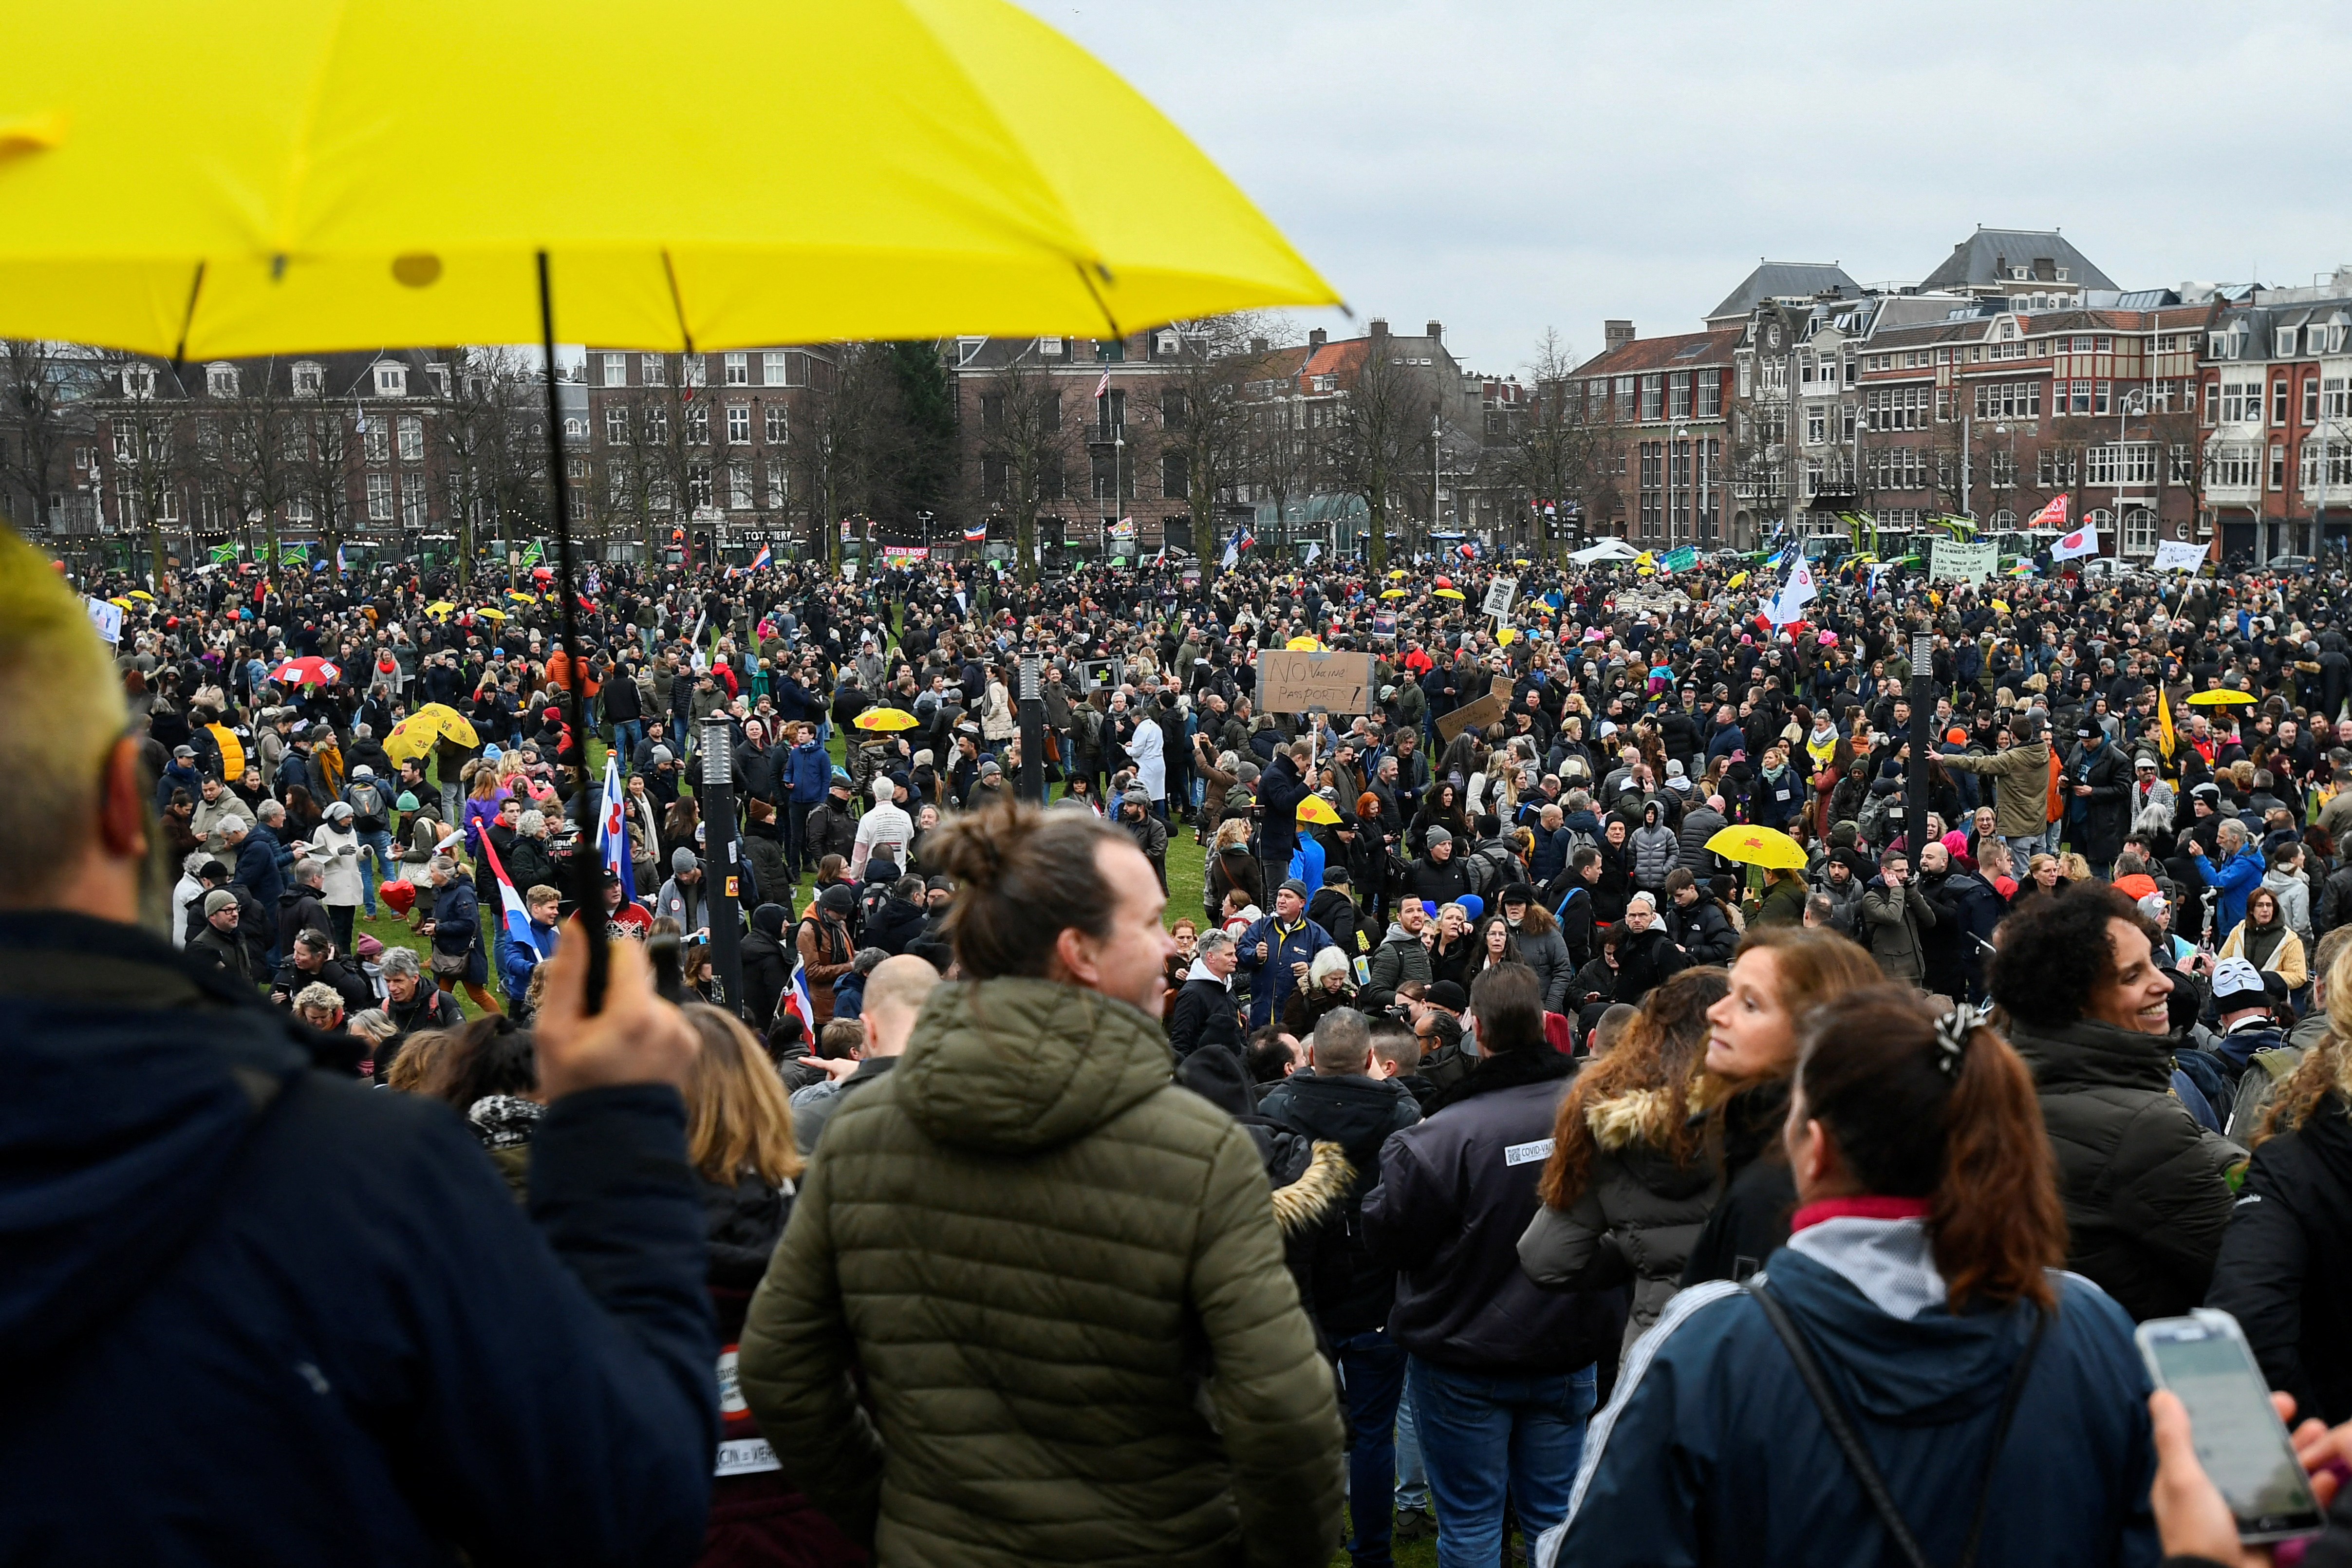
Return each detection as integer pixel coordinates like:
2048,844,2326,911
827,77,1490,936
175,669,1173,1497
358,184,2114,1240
1434,587,1465,600
471,605,507,621
507,590,538,603
424,599,455,618
385,702,478,763
854,707,920,731
2186,689,2255,707
1387,570,1409,579
1285,635,1323,651
1512,558,1531,567
128,588,153,600
1495,627,1516,647
107,595,132,608
1295,795,1342,825
1380,588,1407,600
1991,599,2011,613
1706,824,1808,871
1726,571,1748,589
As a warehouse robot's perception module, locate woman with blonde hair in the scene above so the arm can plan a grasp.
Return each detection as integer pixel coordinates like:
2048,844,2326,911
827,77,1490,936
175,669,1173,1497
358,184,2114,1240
1521,966,1731,1347
2217,884,2309,989
678,1004,863,1566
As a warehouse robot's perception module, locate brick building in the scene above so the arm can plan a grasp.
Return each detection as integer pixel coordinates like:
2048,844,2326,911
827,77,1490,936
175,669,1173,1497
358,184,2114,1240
2197,274,2352,563
1567,325,1741,546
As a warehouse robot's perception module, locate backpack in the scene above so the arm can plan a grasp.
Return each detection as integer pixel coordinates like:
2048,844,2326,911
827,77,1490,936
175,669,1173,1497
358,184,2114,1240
1463,841,1517,897
1856,790,1895,851
348,781,387,834
857,879,892,935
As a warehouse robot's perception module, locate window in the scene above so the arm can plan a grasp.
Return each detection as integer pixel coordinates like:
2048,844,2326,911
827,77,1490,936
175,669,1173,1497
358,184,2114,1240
286,495,314,526
362,422,389,464
2096,336,2112,353
605,405,629,444
2121,508,2156,556
2207,445,2258,488
2094,381,2111,416
1736,359,1753,399
765,460,786,503
726,404,750,444
1155,331,1180,358
758,352,784,386
2274,378,2291,427
1160,451,1190,499
1972,381,2042,420
1806,406,1826,445
1095,389,1124,437
373,362,406,396
1639,441,1662,490
2169,444,2196,484
1587,380,1608,420
685,464,712,509
2306,376,2321,426
1668,372,1691,420
2036,449,2078,487
1697,374,1720,418
1094,338,1125,363
606,462,632,504
2327,378,2350,421
682,356,706,389
1865,386,1930,431
400,471,426,526
205,363,237,396
1990,450,2017,489
2279,329,2298,359
292,362,323,395
724,353,748,386
728,464,752,509
121,366,154,397
2220,380,2262,424
1936,387,1955,422
642,354,666,385
603,354,629,387
956,337,986,367
2302,440,2352,492
1163,390,1188,430
645,404,668,443
685,404,708,445
426,364,450,397
1640,375,1662,420
365,473,393,521
760,405,784,444
396,414,423,461
2271,443,2287,490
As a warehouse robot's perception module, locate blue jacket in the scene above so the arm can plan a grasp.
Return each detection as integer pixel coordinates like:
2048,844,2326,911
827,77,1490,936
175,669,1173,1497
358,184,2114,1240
234,826,287,909
1232,912,1332,1030
784,738,832,804
1552,1218,2158,1568
497,914,561,1003
2193,844,2265,938
431,877,482,959
1287,833,1326,894
0,912,716,1566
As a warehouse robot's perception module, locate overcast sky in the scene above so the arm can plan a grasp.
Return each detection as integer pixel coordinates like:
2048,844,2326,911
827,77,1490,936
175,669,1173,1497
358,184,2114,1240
1024,1,2352,378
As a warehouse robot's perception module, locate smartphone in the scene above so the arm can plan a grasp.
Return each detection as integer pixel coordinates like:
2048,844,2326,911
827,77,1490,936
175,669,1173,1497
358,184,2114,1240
2136,1310,2324,1543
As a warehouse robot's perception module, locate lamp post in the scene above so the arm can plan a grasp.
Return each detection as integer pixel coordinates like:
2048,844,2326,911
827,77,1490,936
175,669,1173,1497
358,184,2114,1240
1018,653,1045,805
1904,630,1934,869
699,715,746,1020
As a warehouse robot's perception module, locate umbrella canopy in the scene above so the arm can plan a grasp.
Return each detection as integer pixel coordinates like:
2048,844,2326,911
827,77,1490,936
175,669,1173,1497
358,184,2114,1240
0,0,1336,355
1434,588,1465,600
853,707,920,732
2185,689,2255,707
270,656,340,686
1295,796,1342,825
1705,824,1808,871
507,591,539,603
1285,635,1323,651
127,589,153,600
424,600,455,617
470,605,508,621
1379,588,1407,600
384,703,480,764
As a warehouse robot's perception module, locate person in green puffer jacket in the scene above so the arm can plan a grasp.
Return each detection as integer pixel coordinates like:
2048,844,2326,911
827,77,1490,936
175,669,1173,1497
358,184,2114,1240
738,802,1344,1568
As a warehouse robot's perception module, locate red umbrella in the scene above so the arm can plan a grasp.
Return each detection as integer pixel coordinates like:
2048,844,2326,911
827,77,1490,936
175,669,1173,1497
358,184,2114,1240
270,656,340,686
532,565,554,581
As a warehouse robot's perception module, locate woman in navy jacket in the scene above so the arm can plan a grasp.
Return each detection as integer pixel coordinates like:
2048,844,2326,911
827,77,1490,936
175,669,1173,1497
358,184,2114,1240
1551,987,2159,1568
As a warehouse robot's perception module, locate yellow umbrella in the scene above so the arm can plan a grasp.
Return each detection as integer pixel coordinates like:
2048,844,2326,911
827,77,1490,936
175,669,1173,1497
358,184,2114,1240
470,605,507,621
1991,598,2011,613
0,0,1335,356
2186,689,2255,707
107,595,132,608
128,588,153,600
1726,571,1748,589
1705,824,1808,871
1380,588,1407,600
424,599,455,617
1387,570,1409,579
1434,587,1465,600
507,590,538,603
384,703,478,764
853,707,920,731
1285,635,1322,651
1512,558,1531,567
1495,627,1516,646
1295,795,1342,825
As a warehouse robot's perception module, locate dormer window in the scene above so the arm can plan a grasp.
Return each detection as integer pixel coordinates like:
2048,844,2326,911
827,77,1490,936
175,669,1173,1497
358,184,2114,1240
292,361,324,394
122,366,154,397
956,337,986,366
373,361,407,396
206,363,238,397
426,364,451,396
1155,331,1180,358
2278,329,2298,359
2056,267,2071,282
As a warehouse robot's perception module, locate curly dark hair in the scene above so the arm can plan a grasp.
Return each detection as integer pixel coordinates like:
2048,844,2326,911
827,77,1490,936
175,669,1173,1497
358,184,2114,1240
1987,880,2141,1027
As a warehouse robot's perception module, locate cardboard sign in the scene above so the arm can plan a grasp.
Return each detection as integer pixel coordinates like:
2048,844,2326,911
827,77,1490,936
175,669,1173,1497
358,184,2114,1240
1482,576,1519,618
1256,650,1377,715
2153,539,2209,573
1437,674,1514,743
1929,538,1997,584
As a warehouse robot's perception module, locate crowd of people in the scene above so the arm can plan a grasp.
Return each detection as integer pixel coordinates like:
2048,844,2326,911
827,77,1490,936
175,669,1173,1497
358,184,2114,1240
11,516,2352,1566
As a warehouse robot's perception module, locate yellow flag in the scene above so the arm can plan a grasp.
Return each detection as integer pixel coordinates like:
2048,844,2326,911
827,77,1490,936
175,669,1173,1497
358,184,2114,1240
2157,685,2176,764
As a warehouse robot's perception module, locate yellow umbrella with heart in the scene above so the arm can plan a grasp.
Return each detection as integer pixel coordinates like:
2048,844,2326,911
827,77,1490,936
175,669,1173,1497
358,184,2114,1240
854,707,920,731
1705,824,1808,871
1295,795,1342,825
384,702,478,764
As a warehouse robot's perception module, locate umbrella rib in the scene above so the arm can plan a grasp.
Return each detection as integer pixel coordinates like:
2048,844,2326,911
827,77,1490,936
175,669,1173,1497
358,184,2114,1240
168,261,206,376
660,249,696,353
1074,260,1121,337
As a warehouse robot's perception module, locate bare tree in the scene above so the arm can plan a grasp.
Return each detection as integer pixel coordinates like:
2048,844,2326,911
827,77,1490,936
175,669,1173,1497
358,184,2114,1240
0,340,97,555
88,354,191,584
1144,313,1286,566
1499,328,1600,561
208,361,308,588
1328,344,1431,577
436,350,541,589
968,350,1077,583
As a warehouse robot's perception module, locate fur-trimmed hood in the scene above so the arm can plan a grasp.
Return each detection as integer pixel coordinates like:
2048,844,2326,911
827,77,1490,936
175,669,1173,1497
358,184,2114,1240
1270,1140,1353,1236
1589,1071,1721,1151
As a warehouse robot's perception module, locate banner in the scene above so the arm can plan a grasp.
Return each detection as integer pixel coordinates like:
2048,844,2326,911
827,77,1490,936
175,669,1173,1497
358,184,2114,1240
1929,537,1997,584
85,597,123,645
278,542,309,565
2153,539,2209,573
208,542,238,564
519,541,543,567
1659,545,1697,574
1482,576,1519,617
878,545,931,565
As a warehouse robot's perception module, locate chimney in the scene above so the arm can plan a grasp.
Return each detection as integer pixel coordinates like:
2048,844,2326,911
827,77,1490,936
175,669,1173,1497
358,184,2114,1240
1250,336,1268,355
1604,319,1635,352
1368,318,1389,340
1308,328,1327,350
1425,320,1443,343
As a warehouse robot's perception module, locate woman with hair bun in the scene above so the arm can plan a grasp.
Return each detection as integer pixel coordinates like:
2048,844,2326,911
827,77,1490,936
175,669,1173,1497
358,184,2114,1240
1551,988,2158,1568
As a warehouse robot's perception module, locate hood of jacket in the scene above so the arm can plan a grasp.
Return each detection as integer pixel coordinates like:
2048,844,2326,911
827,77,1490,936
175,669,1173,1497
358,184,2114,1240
0,911,308,1368
2006,1014,2175,1095
1587,1076,1709,1152
1260,1072,1418,1156
1183,953,1230,987
894,976,1173,1155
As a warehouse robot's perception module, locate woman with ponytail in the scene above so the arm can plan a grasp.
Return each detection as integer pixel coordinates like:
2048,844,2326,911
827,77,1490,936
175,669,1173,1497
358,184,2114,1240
1551,988,2158,1568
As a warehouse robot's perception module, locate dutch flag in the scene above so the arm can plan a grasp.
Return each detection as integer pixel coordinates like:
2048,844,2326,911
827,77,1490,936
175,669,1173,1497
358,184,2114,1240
750,543,772,571
597,749,634,905
779,956,815,1034
478,832,532,943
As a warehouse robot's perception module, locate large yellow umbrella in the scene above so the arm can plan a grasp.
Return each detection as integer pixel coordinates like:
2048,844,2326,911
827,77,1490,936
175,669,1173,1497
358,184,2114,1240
385,703,478,764
0,0,1336,355
2185,689,2255,707
1285,635,1323,651
1380,588,1407,600
470,605,508,621
1434,587,1466,601
1705,825,1809,871
424,600,455,618
853,707,920,732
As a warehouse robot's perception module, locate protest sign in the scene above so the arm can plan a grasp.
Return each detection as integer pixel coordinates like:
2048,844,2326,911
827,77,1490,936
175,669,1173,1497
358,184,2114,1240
1929,538,1997,584
1256,650,1377,715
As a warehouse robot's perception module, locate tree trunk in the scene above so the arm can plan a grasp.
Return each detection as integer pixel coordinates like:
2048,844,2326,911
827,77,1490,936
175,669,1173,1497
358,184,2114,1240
1366,491,1389,576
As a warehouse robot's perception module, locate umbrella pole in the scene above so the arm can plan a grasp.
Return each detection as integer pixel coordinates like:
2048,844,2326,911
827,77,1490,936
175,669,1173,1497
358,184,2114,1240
538,250,610,1013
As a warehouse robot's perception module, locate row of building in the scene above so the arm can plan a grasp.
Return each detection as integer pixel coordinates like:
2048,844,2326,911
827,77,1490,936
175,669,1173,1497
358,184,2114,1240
19,224,2351,571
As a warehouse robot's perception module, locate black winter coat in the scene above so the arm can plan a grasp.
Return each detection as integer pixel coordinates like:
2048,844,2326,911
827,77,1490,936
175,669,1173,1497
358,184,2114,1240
1258,1073,1422,1336
2008,1015,2237,1321
1664,897,1736,967
2070,740,2134,866
2206,1096,2352,1426
1362,1048,1623,1374
1166,974,1243,1061
739,928,792,1031
1680,1075,1797,1287
1612,926,1690,1008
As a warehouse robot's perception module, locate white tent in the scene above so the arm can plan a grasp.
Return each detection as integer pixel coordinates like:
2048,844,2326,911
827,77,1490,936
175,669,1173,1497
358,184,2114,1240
1569,539,1642,564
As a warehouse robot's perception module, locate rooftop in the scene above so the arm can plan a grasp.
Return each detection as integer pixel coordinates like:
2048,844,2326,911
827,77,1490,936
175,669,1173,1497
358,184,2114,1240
1705,261,1862,325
